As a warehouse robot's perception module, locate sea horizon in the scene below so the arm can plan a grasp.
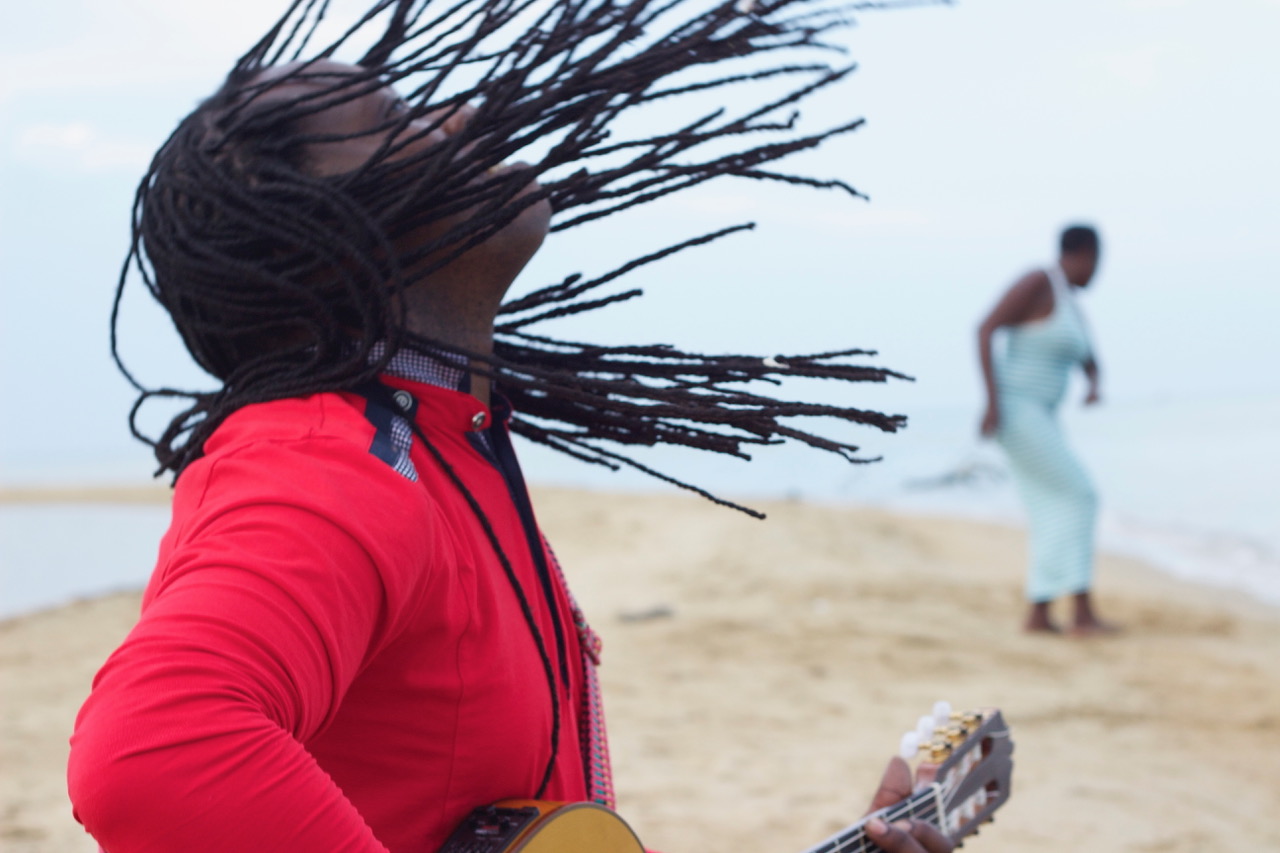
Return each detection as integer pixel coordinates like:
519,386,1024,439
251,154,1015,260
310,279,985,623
3,391,1278,619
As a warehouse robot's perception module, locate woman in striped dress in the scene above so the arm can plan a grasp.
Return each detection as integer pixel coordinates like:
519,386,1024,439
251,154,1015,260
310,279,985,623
977,225,1117,636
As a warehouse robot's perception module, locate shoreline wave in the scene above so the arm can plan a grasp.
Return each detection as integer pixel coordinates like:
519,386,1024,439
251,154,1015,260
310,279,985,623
3,483,1276,622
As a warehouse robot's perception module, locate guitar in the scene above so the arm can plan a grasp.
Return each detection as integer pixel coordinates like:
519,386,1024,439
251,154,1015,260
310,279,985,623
439,705,1013,853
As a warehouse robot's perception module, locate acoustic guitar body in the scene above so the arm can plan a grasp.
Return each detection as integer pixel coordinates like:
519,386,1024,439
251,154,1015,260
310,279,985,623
438,800,646,853
439,707,1013,853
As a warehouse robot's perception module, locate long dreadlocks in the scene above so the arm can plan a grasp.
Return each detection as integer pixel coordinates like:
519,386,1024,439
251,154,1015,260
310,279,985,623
115,0,932,514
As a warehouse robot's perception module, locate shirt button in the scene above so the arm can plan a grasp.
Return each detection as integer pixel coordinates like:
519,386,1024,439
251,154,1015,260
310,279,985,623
470,411,486,430
392,390,414,412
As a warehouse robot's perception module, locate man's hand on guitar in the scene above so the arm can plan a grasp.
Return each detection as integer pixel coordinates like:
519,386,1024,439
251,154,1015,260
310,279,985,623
863,757,954,853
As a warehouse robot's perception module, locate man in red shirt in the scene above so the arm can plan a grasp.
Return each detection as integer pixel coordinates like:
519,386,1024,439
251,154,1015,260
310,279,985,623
69,6,952,853
69,61,594,852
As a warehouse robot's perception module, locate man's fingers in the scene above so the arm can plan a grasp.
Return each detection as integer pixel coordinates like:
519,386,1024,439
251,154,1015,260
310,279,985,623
866,756,914,812
905,819,953,853
865,817,954,853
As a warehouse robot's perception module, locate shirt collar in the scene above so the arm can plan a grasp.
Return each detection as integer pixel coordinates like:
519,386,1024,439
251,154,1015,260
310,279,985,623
369,342,501,433
369,341,471,394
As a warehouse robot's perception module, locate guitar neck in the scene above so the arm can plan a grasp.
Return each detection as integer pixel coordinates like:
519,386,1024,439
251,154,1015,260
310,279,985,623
799,787,941,853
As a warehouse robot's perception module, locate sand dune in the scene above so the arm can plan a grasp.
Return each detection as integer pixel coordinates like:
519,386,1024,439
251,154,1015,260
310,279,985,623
2,487,1277,852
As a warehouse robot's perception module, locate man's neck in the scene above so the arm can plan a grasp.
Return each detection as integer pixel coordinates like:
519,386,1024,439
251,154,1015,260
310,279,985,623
400,285,499,407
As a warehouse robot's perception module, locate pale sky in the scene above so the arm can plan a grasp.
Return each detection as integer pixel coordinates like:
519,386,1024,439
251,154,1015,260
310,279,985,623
3,0,1279,485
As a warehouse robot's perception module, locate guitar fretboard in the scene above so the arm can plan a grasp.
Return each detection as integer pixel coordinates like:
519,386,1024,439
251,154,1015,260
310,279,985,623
800,788,941,853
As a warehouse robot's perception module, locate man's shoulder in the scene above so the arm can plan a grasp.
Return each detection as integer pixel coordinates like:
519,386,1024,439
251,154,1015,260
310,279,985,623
164,391,453,616
211,390,368,448
184,390,408,503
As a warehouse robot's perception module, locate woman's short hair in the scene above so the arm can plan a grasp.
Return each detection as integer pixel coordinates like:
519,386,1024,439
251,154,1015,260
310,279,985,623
1060,224,1100,255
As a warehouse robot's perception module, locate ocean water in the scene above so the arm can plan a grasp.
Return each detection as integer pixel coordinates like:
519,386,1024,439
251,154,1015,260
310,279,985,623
867,397,1280,607
0,503,171,619
519,391,1280,606
1,394,1276,619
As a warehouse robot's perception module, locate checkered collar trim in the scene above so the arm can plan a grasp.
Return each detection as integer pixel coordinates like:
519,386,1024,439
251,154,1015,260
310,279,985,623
369,341,471,394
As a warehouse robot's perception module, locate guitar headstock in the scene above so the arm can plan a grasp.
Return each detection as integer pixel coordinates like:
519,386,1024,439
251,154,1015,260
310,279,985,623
899,704,1014,844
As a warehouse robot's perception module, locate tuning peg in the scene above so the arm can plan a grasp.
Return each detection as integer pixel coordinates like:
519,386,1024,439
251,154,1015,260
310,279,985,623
932,700,952,726
899,731,921,759
916,715,935,742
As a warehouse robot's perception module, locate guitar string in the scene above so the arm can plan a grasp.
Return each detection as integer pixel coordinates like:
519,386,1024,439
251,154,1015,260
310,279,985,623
823,813,942,853
826,813,941,853
811,795,942,853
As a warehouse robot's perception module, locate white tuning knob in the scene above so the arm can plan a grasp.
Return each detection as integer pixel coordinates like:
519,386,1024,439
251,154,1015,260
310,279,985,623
932,700,953,726
899,731,922,759
916,715,935,741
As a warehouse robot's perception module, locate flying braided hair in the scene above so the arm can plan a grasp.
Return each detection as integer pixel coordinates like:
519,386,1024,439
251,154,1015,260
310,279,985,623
114,0,936,516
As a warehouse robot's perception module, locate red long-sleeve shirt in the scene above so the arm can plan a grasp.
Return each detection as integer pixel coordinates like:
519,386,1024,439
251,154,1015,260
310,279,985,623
68,375,590,852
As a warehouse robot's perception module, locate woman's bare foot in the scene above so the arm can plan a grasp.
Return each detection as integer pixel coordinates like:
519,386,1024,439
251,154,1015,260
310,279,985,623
1023,601,1060,634
1068,591,1120,637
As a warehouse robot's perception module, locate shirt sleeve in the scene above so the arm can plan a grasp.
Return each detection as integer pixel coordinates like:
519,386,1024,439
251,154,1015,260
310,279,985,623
68,440,423,852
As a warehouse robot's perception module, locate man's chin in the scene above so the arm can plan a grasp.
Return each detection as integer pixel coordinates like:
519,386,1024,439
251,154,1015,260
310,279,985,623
501,199,552,261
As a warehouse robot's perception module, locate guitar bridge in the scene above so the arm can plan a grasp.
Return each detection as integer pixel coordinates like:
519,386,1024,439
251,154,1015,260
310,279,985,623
438,805,541,853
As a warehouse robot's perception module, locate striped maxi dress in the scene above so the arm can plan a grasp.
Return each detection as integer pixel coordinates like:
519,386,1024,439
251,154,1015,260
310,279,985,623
994,265,1098,603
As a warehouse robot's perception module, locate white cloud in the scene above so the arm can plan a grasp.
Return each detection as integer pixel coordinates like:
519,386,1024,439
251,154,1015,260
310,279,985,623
0,0,348,103
19,122,94,149
12,121,153,172
1123,0,1190,9
0,0,403,104
1088,44,1168,93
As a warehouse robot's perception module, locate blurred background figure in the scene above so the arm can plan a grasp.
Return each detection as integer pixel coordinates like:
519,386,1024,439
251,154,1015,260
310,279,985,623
977,225,1117,636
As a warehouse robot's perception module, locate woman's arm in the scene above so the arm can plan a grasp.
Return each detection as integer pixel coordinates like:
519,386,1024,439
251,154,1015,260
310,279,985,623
976,270,1050,436
1083,357,1101,405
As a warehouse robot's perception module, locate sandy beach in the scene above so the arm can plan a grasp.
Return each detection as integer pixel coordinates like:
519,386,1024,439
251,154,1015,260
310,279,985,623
3,486,1278,852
